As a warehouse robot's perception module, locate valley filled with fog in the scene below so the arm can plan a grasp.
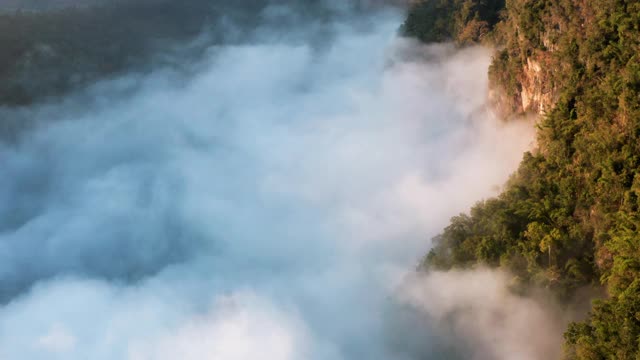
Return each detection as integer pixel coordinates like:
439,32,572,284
0,3,550,359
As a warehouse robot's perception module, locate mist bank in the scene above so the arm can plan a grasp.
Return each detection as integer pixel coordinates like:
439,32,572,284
0,2,543,359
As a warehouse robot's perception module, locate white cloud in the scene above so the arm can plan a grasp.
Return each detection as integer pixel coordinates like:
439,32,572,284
37,324,77,354
0,5,537,360
399,269,566,360
128,293,303,360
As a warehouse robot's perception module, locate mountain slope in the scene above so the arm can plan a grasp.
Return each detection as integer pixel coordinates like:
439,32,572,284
404,0,640,358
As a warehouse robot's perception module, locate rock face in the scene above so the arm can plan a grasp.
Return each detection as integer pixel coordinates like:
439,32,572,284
520,57,554,115
489,48,559,119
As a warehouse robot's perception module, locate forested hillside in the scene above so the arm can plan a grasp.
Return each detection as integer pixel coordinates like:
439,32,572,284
0,0,345,108
400,0,504,44
404,0,640,358
0,0,272,107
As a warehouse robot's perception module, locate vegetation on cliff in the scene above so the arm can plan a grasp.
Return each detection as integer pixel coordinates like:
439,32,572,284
401,0,505,44
406,0,640,358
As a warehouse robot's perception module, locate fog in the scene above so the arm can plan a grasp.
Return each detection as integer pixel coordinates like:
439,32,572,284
0,3,544,359
399,269,567,360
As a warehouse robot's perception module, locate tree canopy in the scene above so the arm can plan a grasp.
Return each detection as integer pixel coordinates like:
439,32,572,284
405,0,640,358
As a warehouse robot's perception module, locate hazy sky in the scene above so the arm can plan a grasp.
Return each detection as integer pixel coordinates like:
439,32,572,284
0,3,543,359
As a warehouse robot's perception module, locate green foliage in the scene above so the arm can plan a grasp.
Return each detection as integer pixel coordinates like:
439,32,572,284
401,0,505,44
409,0,640,358
424,149,597,298
565,281,640,359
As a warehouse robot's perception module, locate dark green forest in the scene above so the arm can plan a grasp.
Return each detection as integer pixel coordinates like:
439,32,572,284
400,0,504,44
0,0,342,108
0,0,272,107
405,0,640,358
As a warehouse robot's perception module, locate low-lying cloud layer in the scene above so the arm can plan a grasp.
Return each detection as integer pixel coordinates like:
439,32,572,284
399,269,568,360
0,4,541,359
